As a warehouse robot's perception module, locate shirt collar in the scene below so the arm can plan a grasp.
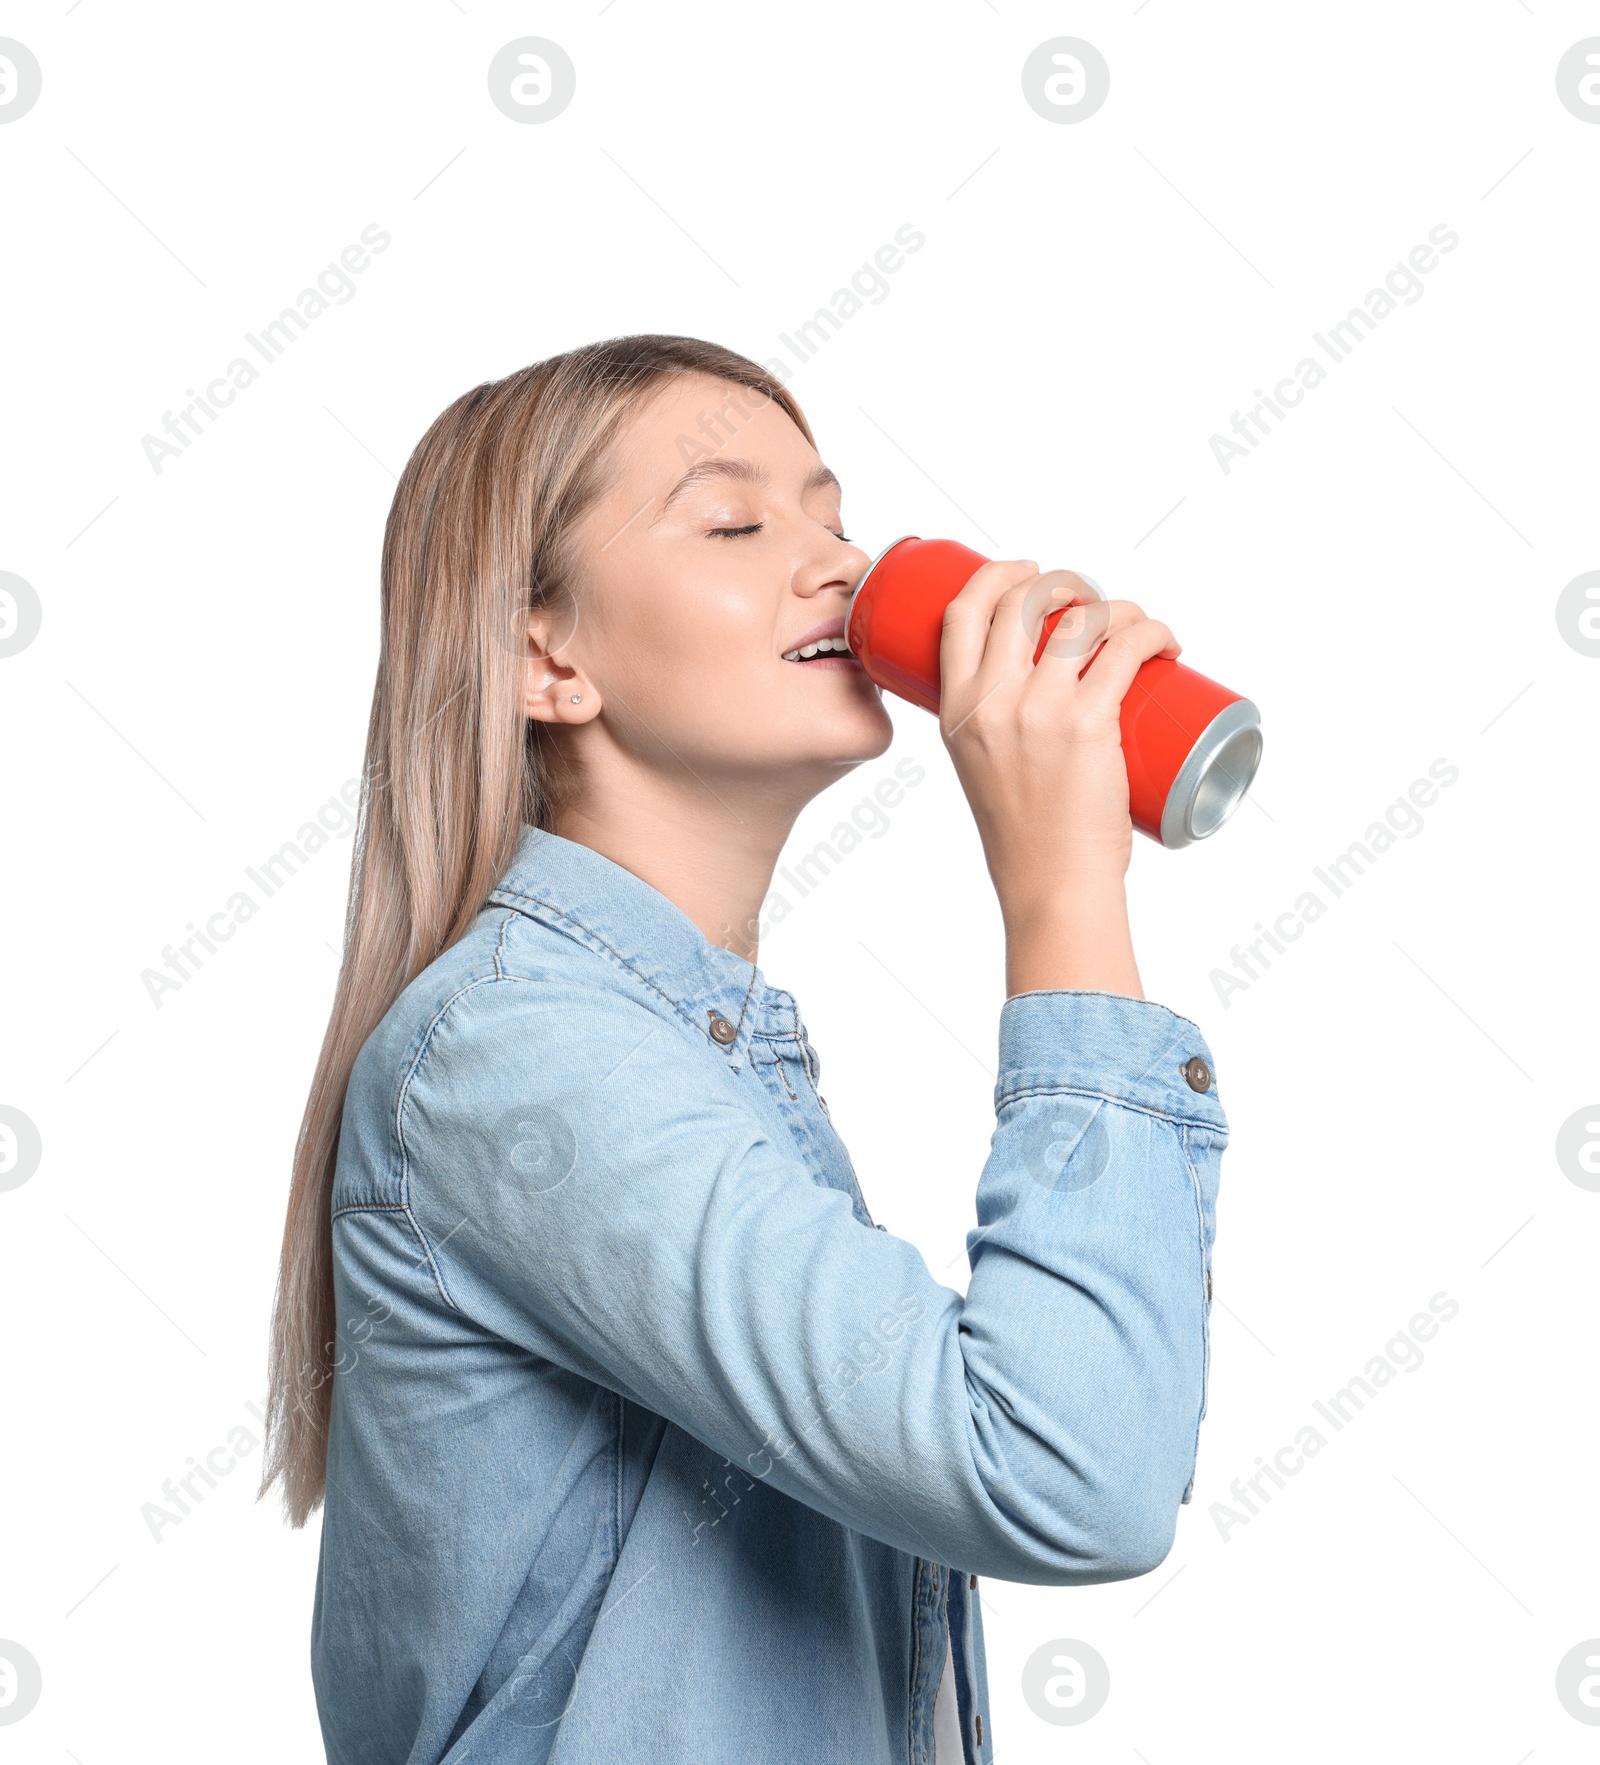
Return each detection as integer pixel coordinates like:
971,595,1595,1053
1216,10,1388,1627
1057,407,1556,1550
486,825,800,1061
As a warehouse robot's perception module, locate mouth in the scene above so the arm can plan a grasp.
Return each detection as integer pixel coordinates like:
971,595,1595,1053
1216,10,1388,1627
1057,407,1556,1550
781,623,862,669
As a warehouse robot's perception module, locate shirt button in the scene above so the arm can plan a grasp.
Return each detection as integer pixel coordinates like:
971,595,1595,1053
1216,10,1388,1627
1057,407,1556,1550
1182,1055,1212,1093
708,1013,738,1045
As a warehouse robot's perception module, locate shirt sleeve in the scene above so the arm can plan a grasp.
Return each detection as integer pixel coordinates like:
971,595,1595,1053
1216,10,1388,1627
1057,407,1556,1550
397,974,1225,1586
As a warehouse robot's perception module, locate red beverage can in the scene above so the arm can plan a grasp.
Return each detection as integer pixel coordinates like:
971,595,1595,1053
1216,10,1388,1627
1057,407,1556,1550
846,536,1263,849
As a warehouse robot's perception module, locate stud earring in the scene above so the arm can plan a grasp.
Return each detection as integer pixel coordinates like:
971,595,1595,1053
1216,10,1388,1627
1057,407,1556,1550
570,694,582,704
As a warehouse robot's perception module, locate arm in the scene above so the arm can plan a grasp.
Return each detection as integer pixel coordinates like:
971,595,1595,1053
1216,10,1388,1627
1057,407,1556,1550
399,969,1224,1585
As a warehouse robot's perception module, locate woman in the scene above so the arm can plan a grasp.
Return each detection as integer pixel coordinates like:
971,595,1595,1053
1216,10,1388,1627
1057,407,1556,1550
262,334,1227,1764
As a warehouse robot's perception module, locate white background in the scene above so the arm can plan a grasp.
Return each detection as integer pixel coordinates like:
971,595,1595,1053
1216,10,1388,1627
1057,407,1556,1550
2,2,1597,1759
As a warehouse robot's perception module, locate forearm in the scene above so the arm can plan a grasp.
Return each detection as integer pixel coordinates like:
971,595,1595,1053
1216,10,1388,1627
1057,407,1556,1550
1002,877,1143,999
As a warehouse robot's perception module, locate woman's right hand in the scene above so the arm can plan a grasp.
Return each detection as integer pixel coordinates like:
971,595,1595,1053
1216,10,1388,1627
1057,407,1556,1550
937,559,1181,998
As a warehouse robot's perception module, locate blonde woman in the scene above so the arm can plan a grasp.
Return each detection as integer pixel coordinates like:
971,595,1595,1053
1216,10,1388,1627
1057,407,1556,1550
263,335,1226,1763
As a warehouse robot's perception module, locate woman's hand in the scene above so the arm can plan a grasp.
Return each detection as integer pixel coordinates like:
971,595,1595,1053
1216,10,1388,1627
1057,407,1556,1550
938,559,1181,999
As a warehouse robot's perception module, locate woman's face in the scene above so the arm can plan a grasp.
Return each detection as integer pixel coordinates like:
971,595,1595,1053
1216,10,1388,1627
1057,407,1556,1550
538,374,894,799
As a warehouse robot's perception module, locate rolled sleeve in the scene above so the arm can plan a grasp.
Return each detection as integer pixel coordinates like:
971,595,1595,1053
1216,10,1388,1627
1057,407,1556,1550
975,989,1227,1529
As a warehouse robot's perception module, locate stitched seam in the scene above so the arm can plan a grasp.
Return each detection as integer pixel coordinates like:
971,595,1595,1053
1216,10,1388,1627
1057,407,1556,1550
469,968,696,1064
493,887,710,1039
908,1559,927,1764
328,1202,454,1309
1004,986,1209,1035
938,1595,955,1765
731,958,759,1038
1180,1124,1211,1456
395,975,509,1207
823,1097,872,1222
778,1041,873,1223
493,909,517,978
612,1391,624,1562
393,974,535,1311
997,1081,1227,1132
402,1204,454,1309
795,1047,824,1106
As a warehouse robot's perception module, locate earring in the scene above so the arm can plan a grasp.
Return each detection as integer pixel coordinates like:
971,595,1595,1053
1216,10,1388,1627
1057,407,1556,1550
569,694,582,704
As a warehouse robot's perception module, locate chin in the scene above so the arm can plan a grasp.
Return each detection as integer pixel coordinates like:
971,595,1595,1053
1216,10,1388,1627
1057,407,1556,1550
806,701,896,769
854,705,897,761
733,701,890,781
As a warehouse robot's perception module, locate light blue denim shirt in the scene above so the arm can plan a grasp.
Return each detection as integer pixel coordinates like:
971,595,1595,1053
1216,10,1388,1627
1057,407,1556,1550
313,826,1227,1764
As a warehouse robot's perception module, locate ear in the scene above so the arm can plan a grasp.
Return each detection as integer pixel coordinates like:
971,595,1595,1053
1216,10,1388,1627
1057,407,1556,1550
522,607,600,726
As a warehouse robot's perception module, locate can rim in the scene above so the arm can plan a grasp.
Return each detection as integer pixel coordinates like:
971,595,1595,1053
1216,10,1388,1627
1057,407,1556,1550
845,535,919,651
1159,698,1263,849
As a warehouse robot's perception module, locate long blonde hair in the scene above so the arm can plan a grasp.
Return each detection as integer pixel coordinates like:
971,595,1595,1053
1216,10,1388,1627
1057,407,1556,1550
261,336,812,1525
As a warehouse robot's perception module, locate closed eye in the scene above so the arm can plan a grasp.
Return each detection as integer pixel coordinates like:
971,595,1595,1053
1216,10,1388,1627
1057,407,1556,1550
706,521,851,541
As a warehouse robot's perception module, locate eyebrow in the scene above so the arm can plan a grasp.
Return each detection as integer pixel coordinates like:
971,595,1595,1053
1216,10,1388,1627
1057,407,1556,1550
654,458,841,519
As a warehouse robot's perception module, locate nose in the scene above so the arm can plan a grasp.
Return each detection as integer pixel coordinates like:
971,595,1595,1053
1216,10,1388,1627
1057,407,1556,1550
794,536,872,601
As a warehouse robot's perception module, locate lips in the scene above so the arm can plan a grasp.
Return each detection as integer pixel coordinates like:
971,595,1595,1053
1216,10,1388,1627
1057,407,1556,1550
781,618,858,664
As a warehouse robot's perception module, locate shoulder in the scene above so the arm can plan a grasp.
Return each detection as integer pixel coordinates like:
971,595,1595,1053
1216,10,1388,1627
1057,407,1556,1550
348,903,700,1117
335,905,712,1211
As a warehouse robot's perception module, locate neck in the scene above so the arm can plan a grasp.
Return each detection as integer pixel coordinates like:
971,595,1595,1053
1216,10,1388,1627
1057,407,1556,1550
553,762,826,963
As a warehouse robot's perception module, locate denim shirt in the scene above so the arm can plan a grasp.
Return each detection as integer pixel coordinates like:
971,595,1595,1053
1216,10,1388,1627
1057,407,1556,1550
312,826,1227,1764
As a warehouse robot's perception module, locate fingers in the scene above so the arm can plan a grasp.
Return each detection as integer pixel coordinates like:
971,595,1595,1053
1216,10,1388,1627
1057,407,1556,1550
1028,596,1155,682
1036,593,1130,665
938,559,1040,690
941,560,1182,731
1067,616,1182,718
976,570,1102,684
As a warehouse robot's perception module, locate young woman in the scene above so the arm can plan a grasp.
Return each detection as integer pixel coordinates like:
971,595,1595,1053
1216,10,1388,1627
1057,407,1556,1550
263,334,1227,1764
